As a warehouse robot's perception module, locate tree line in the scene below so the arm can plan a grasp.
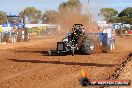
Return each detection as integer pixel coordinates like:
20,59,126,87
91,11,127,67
100,7,132,24
0,0,83,25
0,0,131,25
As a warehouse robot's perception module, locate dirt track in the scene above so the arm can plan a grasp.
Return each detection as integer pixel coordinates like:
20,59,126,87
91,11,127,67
0,35,132,88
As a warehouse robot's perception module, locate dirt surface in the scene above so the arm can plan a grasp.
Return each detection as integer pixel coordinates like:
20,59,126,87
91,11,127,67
117,58,132,88
107,56,132,88
0,35,132,88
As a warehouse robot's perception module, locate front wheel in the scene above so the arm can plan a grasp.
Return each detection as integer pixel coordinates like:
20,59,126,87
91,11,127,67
72,48,75,56
48,50,52,56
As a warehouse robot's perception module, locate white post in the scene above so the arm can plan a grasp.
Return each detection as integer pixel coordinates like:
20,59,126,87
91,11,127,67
87,0,91,24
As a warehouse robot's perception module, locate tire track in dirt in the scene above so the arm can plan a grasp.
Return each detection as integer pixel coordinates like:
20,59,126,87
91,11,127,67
43,54,128,88
100,53,132,88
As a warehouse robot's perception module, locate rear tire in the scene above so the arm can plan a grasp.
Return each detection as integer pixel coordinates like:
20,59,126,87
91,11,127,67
82,37,95,54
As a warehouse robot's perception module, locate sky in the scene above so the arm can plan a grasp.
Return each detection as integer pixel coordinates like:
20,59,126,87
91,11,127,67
0,0,132,20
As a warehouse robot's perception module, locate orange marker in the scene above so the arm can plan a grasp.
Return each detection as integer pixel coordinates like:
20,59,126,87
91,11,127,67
81,69,87,77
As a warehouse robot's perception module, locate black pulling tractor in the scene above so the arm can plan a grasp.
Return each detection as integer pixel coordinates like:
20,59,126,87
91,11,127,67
48,24,95,56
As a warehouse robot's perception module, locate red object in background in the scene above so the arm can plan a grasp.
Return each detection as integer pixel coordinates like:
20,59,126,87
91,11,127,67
128,30,132,34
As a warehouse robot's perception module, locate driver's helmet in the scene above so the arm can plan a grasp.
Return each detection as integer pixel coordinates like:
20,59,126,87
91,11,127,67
67,32,72,36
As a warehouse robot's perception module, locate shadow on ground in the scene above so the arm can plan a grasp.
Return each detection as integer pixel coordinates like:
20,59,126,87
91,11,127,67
9,59,116,67
16,49,54,55
15,49,86,56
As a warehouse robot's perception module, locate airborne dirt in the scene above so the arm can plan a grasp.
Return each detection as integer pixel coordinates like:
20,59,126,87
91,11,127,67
0,35,132,88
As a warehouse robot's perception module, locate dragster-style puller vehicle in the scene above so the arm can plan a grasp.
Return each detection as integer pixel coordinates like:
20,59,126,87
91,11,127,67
48,24,115,56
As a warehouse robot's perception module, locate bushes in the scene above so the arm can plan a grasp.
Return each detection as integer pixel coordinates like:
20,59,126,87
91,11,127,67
29,27,46,36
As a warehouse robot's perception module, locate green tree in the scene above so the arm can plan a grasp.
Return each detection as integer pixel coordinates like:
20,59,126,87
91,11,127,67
20,7,42,23
42,10,59,24
118,7,132,18
100,8,118,22
0,11,7,24
118,7,132,24
59,0,82,15
115,16,132,24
